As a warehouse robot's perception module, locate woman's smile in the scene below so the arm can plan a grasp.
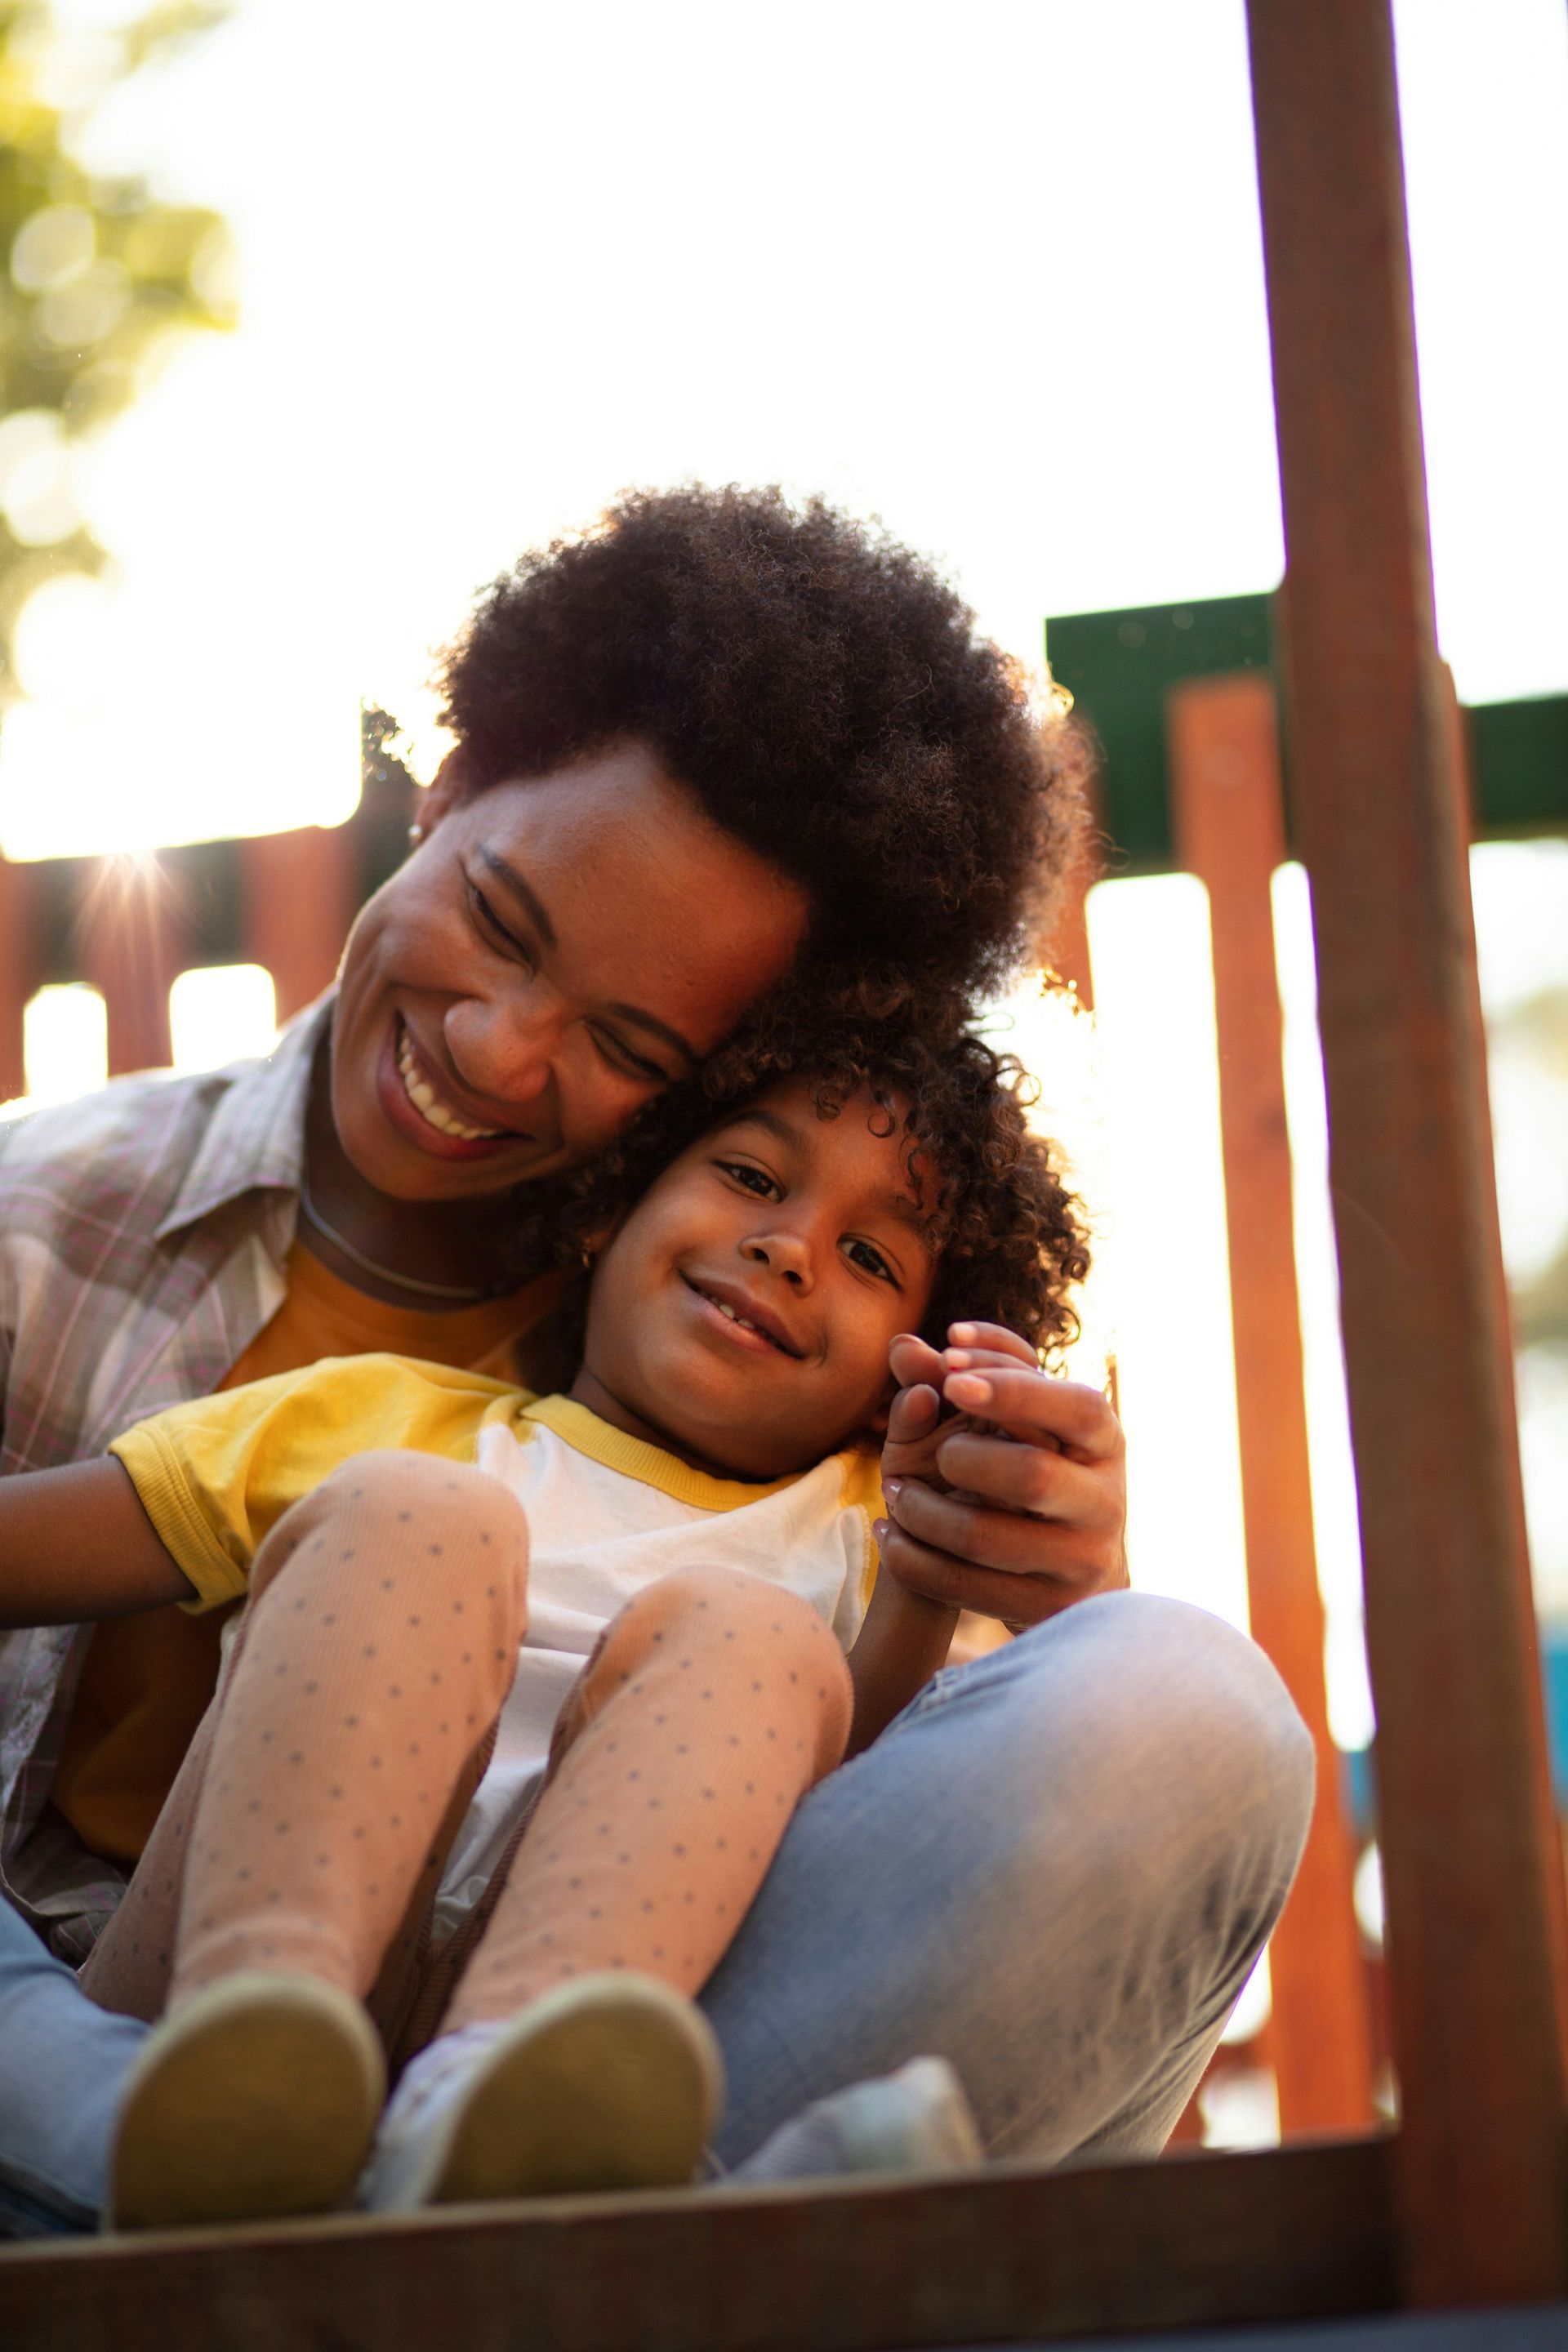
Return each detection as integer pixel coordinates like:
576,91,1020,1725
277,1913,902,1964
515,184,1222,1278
372,1015,542,1165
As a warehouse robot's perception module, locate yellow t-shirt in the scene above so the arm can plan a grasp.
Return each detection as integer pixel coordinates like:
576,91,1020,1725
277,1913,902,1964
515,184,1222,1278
106,1355,884,1942
51,1244,564,1864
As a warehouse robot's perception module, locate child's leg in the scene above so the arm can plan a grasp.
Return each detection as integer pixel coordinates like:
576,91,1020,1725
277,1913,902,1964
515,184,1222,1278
360,1566,853,2211
84,1450,528,2033
446,1564,853,2029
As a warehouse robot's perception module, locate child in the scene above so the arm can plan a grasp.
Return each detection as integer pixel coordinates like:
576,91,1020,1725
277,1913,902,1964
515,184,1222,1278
0,1020,1087,2230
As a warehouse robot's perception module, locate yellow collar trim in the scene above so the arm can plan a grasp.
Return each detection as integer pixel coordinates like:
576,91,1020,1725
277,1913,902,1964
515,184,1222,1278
520,1395,810,1512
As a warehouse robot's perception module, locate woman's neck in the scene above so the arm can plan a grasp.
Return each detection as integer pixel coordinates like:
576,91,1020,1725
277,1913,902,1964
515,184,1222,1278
301,1042,526,1308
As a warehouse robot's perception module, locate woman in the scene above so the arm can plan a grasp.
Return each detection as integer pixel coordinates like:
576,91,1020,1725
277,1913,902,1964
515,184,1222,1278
0,486,1310,2230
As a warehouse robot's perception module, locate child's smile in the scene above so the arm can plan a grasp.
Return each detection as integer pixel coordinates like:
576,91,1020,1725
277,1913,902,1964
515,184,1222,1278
677,1272,807,1359
569,1077,939,1481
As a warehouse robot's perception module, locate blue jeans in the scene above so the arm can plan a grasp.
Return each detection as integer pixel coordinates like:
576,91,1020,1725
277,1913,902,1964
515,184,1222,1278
0,1592,1312,2234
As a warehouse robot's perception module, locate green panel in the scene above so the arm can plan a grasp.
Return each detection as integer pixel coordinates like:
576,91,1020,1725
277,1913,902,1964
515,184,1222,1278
1045,593,1276,869
1468,696,1568,836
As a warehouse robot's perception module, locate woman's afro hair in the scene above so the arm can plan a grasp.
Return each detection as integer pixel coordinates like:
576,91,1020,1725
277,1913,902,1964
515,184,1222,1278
550,995,1091,1377
437,484,1089,1022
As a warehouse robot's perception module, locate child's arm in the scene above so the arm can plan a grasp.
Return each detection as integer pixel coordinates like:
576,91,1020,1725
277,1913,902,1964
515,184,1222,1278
0,1459,196,1628
844,1332,1015,1753
846,1571,957,1757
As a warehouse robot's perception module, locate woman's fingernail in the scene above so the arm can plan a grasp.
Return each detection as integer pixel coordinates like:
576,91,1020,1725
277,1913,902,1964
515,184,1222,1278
950,1321,978,1343
947,1373,992,1405
872,1517,889,1545
884,1477,903,1499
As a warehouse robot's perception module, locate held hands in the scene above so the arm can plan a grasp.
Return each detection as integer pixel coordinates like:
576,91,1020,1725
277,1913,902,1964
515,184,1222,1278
876,1322,1129,1630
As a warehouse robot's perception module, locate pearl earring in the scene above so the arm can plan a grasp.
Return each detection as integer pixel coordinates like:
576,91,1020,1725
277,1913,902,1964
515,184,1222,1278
408,822,425,846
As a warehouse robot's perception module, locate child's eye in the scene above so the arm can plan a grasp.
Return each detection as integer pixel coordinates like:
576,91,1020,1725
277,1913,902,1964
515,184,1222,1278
716,1159,779,1199
844,1237,897,1285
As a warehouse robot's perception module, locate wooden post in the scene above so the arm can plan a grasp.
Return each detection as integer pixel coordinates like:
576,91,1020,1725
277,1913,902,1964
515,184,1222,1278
240,824,356,1024
75,857,188,1076
1169,670,1374,2136
0,853,35,1103
1247,0,1568,2303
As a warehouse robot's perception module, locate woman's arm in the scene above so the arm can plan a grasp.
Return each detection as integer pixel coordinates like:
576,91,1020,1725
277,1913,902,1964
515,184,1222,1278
0,1459,196,1628
846,1570,957,1757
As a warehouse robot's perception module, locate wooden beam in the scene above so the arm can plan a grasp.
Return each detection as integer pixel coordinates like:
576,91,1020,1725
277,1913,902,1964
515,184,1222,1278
1169,670,1374,2136
1245,0,1568,2304
240,826,356,1025
74,856,191,1077
0,2137,1394,2352
0,852,36,1103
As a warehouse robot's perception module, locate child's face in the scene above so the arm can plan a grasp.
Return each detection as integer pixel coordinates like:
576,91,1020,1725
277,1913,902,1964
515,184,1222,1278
575,1077,938,1480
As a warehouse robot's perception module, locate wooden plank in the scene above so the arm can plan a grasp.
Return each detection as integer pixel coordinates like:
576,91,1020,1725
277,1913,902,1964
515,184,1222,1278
241,824,357,1024
0,2137,1394,2352
1245,0,1568,2305
74,855,190,1076
1168,671,1374,2136
0,851,35,1102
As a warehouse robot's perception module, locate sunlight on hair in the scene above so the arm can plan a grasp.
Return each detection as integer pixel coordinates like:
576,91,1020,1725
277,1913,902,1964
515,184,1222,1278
168,963,277,1076
1085,873,1250,1636
20,982,108,1107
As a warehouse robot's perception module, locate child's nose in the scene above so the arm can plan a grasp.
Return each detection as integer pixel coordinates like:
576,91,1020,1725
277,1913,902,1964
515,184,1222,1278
742,1230,813,1290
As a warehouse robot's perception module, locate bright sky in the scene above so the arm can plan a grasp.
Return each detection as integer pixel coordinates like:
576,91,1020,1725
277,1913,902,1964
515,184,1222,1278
4,0,1568,1763
2,0,1566,853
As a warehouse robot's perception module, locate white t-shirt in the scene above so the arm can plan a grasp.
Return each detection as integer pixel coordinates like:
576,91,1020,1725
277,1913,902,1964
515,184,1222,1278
432,1398,881,1937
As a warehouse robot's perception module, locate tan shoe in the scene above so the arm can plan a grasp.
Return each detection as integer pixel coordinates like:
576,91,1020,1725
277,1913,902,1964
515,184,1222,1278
360,1972,724,2211
106,1972,385,2232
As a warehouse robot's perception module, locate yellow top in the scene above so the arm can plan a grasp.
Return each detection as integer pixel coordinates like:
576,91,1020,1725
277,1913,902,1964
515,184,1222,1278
110,1353,882,1615
51,1241,563,1864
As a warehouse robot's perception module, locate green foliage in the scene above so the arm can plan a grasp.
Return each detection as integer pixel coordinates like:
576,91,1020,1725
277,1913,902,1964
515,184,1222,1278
0,0,234,705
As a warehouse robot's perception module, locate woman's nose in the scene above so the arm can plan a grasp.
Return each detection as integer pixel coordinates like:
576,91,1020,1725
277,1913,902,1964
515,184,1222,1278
446,999,559,1112
742,1230,813,1290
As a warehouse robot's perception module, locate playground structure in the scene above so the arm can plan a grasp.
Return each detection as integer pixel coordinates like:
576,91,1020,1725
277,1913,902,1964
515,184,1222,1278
2,0,1568,2340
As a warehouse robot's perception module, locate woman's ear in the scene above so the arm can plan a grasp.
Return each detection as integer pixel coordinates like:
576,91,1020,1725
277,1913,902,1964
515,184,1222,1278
412,746,475,840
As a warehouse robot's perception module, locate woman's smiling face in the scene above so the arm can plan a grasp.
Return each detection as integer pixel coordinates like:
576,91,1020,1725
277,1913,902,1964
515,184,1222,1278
574,1076,939,1481
329,742,811,1202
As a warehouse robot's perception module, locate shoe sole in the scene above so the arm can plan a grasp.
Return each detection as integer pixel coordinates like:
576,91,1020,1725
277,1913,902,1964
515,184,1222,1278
107,1972,385,2232
425,1973,724,2206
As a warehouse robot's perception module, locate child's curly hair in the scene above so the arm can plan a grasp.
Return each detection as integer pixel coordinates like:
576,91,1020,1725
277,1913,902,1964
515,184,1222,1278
436,484,1089,1022
544,1000,1089,1384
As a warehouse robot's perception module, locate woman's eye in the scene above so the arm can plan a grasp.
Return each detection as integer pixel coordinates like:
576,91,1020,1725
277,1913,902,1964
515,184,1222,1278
845,1238,897,1284
591,1030,669,1086
468,882,533,965
718,1160,778,1199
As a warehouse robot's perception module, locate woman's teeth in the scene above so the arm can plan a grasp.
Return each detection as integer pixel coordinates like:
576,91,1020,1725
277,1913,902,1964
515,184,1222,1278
396,1027,506,1141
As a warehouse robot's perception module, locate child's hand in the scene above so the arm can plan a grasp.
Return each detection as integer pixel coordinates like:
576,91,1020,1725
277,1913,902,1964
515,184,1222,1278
878,1333,1016,1492
877,1321,1128,1628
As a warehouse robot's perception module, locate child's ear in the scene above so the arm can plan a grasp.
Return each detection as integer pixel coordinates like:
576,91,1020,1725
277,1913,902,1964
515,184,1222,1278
862,1370,901,1441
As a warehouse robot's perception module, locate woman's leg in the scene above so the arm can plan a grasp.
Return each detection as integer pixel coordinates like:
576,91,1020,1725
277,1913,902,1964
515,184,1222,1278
0,1900,146,2238
700,1589,1315,2168
362,1566,853,2209
84,1450,528,2037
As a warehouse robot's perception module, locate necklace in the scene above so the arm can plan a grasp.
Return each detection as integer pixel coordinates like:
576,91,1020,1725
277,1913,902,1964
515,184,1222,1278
298,1178,501,1306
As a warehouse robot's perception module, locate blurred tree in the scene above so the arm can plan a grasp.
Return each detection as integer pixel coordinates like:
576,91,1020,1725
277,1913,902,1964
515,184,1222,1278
0,0,235,711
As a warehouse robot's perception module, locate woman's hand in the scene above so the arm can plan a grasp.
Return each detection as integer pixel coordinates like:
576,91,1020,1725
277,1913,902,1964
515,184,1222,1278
877,1321,1128,1629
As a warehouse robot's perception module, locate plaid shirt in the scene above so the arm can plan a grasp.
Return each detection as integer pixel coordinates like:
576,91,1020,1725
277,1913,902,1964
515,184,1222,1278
0,1000,329,1956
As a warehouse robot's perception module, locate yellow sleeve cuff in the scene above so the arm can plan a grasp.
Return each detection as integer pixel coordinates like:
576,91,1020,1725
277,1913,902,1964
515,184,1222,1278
109,1422,251,1615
